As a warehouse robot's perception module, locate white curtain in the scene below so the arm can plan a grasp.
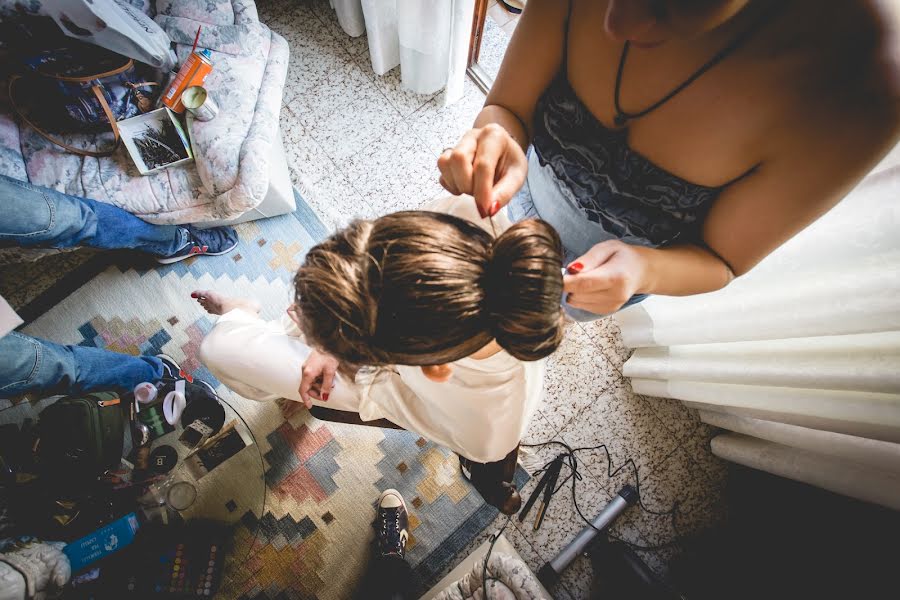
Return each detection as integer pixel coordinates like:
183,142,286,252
614,147,900,510
329,0,475,103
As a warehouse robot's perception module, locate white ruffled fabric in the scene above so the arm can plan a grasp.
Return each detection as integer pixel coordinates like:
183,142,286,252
615,152,900,509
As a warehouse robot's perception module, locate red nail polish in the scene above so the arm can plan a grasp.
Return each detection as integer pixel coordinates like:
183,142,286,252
191,292,198,298
567,262,584,274
489,201,501,217
322,393,329,401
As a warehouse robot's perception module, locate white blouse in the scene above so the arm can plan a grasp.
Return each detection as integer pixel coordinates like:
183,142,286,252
352,196,547,463
200,196,547,464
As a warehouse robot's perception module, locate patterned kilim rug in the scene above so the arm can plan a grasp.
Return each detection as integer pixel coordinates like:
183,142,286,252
14,189,525,599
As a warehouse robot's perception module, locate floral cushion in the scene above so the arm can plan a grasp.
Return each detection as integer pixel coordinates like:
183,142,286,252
13,0,288,225
432,553,547,600
156,0,240,27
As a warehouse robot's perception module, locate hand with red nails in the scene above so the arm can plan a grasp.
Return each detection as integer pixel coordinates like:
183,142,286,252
437,123,527,218
298,349,339,409
563,240,651,315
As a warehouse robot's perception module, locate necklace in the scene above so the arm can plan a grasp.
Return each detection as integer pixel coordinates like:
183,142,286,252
612,2,786,128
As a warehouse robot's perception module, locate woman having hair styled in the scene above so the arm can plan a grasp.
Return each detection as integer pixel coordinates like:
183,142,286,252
194,196,564,473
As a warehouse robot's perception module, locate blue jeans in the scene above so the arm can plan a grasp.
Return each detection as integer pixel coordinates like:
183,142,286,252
508,151,648,321
0,332,163,397
0,174,187,256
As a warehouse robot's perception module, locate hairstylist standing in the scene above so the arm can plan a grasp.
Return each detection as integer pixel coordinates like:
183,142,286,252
438,0,900,319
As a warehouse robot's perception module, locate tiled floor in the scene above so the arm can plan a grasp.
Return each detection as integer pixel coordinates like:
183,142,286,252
488,0,522,37
479,0,519,82
261,1,727,598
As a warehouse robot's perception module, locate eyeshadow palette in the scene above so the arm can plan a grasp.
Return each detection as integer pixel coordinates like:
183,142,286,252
116,521,230,597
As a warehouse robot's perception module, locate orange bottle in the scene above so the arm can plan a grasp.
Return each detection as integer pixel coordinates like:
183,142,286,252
162,48,213,113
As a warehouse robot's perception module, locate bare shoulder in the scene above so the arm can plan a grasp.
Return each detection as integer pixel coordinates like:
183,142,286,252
764,0,900,169
834,0,900,126
861,0,900,85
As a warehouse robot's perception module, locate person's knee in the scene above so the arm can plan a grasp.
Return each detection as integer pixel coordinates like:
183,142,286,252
0,332,76,396
0,177,96,247
43,192,99,247
0,179,55,244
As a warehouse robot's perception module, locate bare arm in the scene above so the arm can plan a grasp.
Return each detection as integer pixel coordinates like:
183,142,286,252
477,0,569,146
565,105,900,312
699,114,900,281
438,0,569,214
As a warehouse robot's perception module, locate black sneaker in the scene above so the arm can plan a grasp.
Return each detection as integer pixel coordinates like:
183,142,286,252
155,353,182,379
375,489,409,559
194,378,218,399
157,225,238,264
498,0,524,14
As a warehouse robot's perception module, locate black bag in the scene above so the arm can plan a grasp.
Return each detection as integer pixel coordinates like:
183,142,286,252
37,391,125,478
8,38,161,157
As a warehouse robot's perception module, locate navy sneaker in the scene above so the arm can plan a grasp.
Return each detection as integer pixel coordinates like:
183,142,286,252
157,225,238,264
374,489,409,559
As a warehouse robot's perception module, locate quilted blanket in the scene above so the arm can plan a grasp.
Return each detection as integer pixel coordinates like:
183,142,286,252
432,553,547,600
6,0,289,224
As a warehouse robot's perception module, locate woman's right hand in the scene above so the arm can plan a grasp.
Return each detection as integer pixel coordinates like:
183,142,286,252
298,349,339,409
437,123,527,218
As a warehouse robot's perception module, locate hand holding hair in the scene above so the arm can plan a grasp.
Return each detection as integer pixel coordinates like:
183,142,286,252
437,124,527,218
299,349,339,409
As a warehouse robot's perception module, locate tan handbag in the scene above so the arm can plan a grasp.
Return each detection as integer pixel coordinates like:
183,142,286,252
9,48,158,157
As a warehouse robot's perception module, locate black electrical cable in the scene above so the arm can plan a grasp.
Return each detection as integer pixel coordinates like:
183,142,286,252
477,435,686,599
480,515,515,600
522,439,683,552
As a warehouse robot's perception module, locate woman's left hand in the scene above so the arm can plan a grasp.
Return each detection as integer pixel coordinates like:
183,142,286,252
563,240,650,315
299,349,339,409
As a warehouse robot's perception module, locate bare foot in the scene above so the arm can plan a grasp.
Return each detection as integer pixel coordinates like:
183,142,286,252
191,290,261,316
277,397,307,419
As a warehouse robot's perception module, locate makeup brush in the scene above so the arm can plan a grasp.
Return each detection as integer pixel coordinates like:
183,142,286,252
191,25,202,54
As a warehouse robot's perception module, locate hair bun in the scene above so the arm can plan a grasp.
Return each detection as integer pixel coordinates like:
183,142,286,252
484,220,566,361
296,212,565,371
294,220,385,368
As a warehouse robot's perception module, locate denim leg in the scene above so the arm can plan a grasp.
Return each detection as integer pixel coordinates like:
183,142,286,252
0,332,163,397
0,174,187,257
506,177,540,223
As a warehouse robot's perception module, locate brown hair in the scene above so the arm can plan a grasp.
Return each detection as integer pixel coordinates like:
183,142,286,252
293,211,565,369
